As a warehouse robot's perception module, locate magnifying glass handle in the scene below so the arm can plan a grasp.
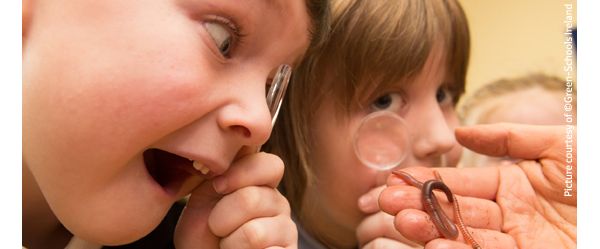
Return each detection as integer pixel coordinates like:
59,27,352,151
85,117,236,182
237,64,292,157
266,64,292,127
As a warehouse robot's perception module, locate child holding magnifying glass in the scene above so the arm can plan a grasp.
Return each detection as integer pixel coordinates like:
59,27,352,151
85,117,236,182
23,0,329,248
265,0,469,248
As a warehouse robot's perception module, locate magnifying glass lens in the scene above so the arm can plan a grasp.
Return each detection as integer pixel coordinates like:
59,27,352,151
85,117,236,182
353,111,409,170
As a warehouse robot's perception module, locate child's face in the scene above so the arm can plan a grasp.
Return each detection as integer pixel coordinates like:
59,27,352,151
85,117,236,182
23,0,310,244
464,87,566,167
304,48,462,242
483,87,565,125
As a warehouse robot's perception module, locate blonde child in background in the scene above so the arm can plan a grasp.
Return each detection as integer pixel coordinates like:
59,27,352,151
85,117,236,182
458,73,576,167
265,0,470,248
23,0,329,248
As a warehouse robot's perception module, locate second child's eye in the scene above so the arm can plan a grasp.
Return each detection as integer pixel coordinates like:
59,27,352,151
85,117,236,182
373,95,392,109
204,21,234,57
371,93,405,112
436,87,454,105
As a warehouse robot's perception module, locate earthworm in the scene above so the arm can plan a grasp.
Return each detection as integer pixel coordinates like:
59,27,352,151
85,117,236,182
433,171,482,249
392,170,482,249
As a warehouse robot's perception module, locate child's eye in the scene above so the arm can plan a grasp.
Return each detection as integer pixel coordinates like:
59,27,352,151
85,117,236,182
436,87,454,105
203,17,240,57
371,93,405,112
204,22,233,56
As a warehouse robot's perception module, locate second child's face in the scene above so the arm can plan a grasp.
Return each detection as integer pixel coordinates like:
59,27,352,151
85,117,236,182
23,0,310,244
305,48,462,242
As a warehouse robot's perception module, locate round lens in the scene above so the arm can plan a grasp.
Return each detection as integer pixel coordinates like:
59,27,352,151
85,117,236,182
353,111,410,170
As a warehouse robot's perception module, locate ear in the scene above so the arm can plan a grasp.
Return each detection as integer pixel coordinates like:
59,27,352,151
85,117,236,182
23,0,33,40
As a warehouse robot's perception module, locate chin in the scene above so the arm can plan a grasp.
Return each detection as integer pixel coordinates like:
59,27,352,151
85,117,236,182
62,199,171,246
75,215,164,245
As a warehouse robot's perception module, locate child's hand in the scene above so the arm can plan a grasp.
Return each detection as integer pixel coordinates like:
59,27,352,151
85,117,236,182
174,152,297,249
356,185,419,249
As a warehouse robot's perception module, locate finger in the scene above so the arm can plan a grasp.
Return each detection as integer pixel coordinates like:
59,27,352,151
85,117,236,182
219,215,297,249
455,123,570,162
424,229,517,249
209,186,290,237
358,185,386,213
212,152,284,194
394,210,515,248
174,180,221,248
378,186,420,217
356,211,418,247
380,186,503,234
361,237,419,249
425,239,470,249
380,185,502,230
385,167,499,200
393,209,438,243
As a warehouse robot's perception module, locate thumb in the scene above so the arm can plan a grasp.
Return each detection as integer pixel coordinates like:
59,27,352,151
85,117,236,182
455,123,572,162
23,0,35,41
174,180,222,249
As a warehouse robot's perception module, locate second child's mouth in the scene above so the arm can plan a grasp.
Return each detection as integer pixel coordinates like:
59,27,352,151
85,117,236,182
143,149,208,196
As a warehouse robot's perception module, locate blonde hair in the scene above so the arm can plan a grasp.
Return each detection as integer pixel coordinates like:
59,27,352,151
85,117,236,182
458,73,576,126
458,73,576,168
265,0,470,215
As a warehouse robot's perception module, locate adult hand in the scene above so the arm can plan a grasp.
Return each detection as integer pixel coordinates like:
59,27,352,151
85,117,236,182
379,124,576,249
174,152,297,249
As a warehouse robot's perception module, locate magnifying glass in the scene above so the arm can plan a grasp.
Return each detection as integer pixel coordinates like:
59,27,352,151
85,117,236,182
250,64,292,153
353,111,410,170
266,64,292,126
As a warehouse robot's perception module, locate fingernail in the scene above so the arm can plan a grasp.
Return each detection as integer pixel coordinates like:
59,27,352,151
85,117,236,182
212,176,227,194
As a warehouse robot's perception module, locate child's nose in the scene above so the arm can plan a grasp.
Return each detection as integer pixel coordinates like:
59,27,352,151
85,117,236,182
217,90,272,148
411,105,456,161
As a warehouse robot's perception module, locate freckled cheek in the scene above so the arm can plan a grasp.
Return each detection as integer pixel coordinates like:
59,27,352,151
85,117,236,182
39,65,215,167
25,14,217,168
322,160,378,219
314,127,375,202
321,183,366,226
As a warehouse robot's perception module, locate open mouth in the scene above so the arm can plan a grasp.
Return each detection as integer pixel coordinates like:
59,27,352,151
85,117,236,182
143,148,200,195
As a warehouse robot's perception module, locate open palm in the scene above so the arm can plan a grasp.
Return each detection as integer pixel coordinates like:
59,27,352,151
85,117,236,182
379,124,576,249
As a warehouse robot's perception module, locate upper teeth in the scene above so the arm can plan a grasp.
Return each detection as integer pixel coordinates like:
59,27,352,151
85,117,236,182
193,161,210,175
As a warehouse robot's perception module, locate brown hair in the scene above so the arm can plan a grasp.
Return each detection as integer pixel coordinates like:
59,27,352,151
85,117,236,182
265,0,470,215
305,0,331,50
